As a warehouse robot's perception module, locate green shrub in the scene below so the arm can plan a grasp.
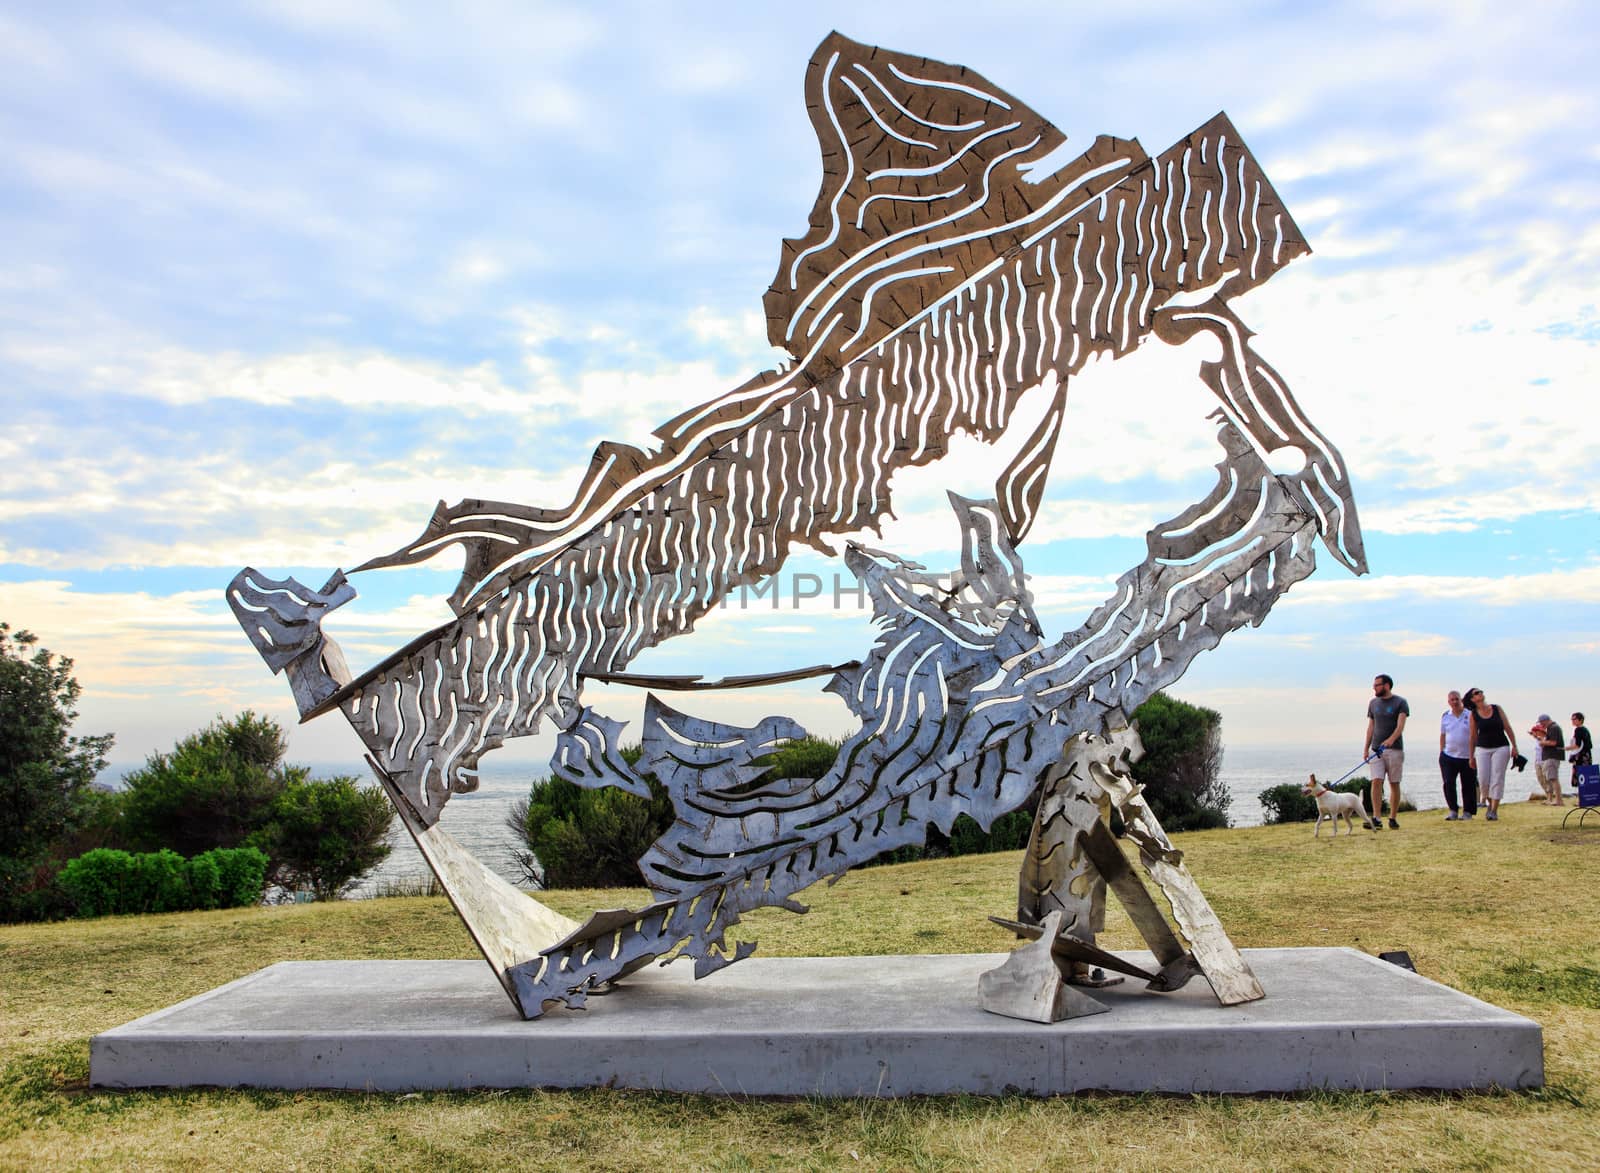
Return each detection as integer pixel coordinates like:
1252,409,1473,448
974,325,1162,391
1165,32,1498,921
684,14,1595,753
874,808,1035,864
509,774,676,889
509,739,843,889
118,711,287,857
131,849,189,912
508,706,1232,888
207,846,268,908
751,737,843,782
208,846,268,907
60,849,141,917
116,713,391,901
253,777,392,900
752,737,1036,865
57,846,267,917
1129,693,1231,831
947,808,1034,855
1258,782,1320,824
184,850,222,910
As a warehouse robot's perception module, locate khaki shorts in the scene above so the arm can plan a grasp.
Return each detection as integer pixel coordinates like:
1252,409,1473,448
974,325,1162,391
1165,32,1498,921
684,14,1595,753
1537,759,1562,784
1368,748,1404,784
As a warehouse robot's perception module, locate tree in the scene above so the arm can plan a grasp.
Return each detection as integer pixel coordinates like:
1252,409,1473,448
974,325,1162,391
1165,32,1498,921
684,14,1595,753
0,624,114,920
1129,692,1231,832
118,711,395,899
118,711,288,857
254,776,393,900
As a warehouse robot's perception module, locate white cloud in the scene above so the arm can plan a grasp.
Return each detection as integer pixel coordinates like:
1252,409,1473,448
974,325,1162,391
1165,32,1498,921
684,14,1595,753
138,349,526,413
1283,565,1600,609
104,23,304,112
658,47,752,95
1269,136,1407,184
1238,258,1600,533
1362,631,1460,658
0,577,452,732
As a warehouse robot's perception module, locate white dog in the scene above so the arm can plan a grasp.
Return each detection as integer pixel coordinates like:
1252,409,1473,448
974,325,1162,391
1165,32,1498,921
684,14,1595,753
1302,774,1376,837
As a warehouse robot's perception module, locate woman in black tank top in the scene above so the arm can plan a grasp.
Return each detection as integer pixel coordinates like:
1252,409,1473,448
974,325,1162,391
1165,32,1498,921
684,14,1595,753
1465,687,1518,820
1474,704,1508,748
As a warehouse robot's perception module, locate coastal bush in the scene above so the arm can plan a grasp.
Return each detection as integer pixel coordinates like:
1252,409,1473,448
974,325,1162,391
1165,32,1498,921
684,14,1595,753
57,850,131,917
0,623,115,923
875,809,1037,866
117,713,393,899
1129,692,1231,831
508,697,1240,888
753,736,842,782
57,846,267,917
253,775,393,900
756,740,1038,865
508,748,676,888
1259,782,1326,824
948,809,1034,855
209,845,271,908
117,712,287,857
185,849,222,909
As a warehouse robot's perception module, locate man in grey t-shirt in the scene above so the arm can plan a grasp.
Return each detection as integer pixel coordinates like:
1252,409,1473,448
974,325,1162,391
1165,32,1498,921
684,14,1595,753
1365,673,1409,829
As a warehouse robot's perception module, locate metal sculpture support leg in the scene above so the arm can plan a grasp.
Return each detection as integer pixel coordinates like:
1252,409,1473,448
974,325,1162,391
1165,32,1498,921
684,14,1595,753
367,759,581,1017
978,910,1112,1023
992,725,1263,1008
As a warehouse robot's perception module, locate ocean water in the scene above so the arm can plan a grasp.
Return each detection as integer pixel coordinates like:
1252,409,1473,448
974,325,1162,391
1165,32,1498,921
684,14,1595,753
110,743,1567,897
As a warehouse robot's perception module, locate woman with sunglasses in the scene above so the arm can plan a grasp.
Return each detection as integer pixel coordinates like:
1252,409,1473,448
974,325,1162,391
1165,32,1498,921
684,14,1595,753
1465,687,1519,821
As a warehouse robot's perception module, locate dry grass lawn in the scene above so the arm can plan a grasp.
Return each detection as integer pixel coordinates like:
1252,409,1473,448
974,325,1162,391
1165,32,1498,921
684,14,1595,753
3,797,1597,1170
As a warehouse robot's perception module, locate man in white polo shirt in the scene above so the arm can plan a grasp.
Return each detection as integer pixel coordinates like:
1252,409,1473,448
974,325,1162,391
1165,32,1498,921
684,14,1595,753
1438,690,1476,820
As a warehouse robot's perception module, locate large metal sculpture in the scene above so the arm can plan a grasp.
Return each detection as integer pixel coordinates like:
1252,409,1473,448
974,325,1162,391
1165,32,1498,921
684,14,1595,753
229,33,1364,1021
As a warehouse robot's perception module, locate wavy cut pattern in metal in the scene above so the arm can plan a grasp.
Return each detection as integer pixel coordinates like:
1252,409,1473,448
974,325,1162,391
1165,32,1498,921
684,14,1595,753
228,32,1364,1020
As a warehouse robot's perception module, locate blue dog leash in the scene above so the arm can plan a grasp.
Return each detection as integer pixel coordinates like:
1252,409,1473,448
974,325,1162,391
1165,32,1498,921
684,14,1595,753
1322,749,1381,789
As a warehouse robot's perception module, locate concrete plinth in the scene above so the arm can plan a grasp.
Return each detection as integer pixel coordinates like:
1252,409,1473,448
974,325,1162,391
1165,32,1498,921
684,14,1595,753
90,948,1542,1095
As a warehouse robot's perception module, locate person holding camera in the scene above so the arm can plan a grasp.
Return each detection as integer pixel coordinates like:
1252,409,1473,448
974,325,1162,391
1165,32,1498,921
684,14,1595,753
1534,715,1565,805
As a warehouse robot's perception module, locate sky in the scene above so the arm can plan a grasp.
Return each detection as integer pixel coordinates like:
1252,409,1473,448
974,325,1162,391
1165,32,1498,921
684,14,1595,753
2,0,1597,780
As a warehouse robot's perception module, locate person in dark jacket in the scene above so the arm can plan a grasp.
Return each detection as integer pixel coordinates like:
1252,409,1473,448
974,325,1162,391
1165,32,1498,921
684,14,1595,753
1568,712,1593,791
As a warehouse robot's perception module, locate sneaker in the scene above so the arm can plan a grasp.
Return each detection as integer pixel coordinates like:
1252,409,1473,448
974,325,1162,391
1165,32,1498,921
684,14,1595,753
1444,812,1459,821
1486,810,1498,821
1463,813,1475,820
1388,817,1400,829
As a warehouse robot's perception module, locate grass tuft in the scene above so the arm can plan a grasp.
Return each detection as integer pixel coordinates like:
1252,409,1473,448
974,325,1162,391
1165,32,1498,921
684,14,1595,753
1474,960,1600,1010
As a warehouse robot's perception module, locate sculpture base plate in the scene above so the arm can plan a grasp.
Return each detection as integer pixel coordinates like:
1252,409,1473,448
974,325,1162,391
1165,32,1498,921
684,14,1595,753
90,948,1541,1095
